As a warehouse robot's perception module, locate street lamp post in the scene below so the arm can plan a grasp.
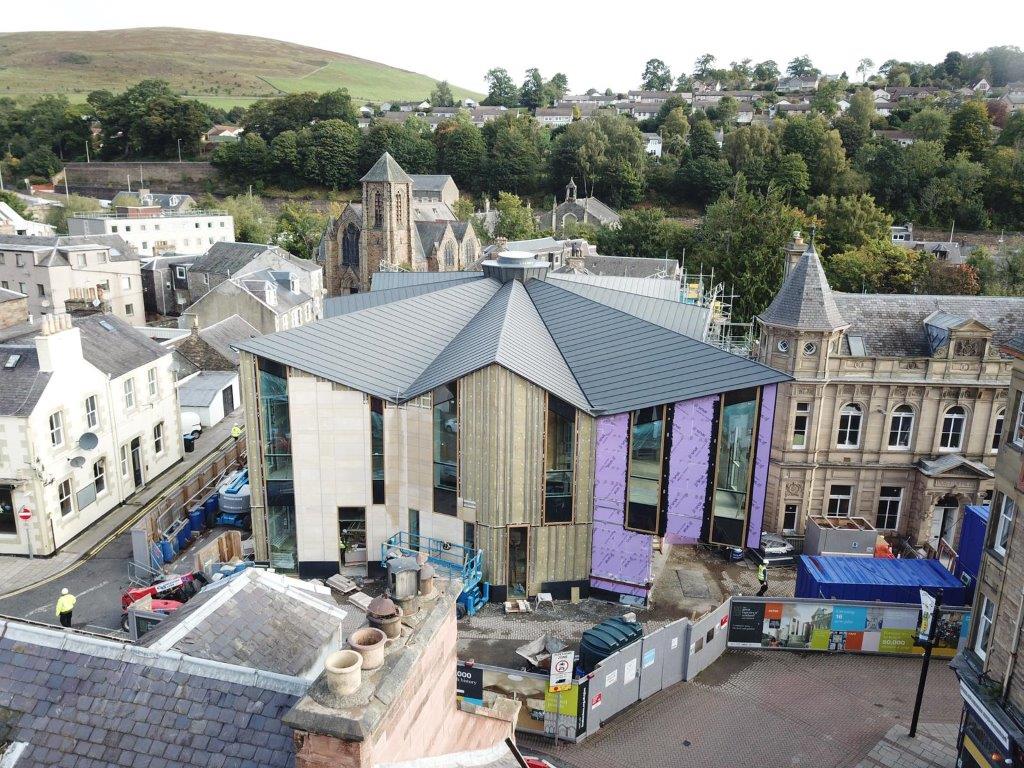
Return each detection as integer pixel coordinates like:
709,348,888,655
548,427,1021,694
909,588,943,738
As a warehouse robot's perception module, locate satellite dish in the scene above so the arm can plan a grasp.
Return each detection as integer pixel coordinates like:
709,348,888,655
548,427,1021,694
78,432,99,451
69,456,86,468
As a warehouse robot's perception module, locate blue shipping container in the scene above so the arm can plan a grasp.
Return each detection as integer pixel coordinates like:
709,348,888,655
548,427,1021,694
795,555,967,606
954,505,989,601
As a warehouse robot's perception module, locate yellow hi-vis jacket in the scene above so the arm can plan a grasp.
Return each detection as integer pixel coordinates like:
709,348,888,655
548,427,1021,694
55,593,76,616
757,564,767,583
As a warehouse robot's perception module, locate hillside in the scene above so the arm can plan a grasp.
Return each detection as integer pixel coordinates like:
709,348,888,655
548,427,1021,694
0,27,482,107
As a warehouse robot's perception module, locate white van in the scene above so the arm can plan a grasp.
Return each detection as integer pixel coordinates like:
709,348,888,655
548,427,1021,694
181,412,202,440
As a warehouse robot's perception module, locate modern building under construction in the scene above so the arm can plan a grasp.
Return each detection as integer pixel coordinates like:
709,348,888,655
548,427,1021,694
236,250,786,602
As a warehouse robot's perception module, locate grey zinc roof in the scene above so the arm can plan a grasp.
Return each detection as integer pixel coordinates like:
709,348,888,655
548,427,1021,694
371,271,480,291
178,370,238,407
361,151,413,183
757,245,847,331
140,569,345,679
0,620,298,768
237,272,787,416
0,345,49,417
74,313,169,377
548,273,679,301
834,294,1024,357
328,276,482,317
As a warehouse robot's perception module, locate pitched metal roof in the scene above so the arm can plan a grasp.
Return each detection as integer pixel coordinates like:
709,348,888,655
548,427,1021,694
237,272,786,415
757,245,847,331
548,272,679,301
178,370,238,407
360,151,413,183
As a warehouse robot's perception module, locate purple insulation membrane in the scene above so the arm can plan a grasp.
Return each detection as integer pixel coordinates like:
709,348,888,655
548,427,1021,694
590,413,652,595
746,384,777,550
665,395,717,544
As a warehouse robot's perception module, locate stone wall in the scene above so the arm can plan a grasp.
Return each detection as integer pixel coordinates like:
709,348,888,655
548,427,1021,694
60,162,221,197
0,295,29,329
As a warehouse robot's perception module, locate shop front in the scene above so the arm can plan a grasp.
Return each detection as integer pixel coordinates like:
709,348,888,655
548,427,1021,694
953,654,1024,768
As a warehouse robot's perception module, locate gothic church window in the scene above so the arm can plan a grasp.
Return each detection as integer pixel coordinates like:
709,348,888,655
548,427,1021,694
396,192,403,225
342,224,360,268
444,242,456,269
374,193,383,228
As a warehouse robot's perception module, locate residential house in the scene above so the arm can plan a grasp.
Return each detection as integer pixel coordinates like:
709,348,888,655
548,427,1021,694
140,253,197,317
201,124,243,150
626,90,677,103
874,100,895,117
180,268,321,335
0,234,144,325
168,314,260,378
111,188,195,213
951,333,1024,767
0,312,182,556
1003,92,1024,115
974,78,992,94
874,129,916,147
535,179,621,235
186,241,323,310
643,132,663,157
68,204,234,257
536,106,579,126
235,251,785,603
756,232,1024,550
778,75,819,93
776,102,813,116
0,202,54,237
318,153,481,295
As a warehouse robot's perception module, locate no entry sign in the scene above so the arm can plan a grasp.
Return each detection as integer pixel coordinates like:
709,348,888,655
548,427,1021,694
549,650,574,693
18,507,31,521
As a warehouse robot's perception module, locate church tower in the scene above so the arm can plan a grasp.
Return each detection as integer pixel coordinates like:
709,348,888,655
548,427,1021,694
360,152,414,278
565,177,577,203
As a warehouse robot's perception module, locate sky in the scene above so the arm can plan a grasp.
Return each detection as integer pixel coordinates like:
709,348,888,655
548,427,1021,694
6,1,1024,94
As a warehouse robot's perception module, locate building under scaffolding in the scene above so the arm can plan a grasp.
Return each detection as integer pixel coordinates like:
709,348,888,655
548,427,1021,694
679,267,753,355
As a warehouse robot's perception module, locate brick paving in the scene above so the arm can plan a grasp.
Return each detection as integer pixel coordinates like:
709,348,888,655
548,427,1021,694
519,650,962,768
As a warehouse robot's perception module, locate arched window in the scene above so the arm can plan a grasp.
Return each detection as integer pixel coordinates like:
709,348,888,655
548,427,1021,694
396,192,403,225
940,406,967,450
341,223,360,268
837,404,862,448
444,242,456,269
887,405,914,449
465,239,476,263
373,193,383,228
992,408,1006,452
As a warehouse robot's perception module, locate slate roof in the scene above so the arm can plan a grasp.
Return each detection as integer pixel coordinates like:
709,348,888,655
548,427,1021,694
0,287,26,302
0,619,299,768
409,174,454,192
917,454,994,478
361,152,413,184
579,254,677,279
74,314,169,378
757,245,848,331
191,243,319,277
237,269,785,415
200,314,261,366
0,234,138,262
833,294,1024,357
415,221,450,254
0,345,49,417
1007,334,1024,355
178,370,238,407
140,569,345,680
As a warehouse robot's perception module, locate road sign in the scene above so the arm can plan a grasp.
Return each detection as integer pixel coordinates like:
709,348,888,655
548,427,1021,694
548,650,574,693
918,589,936,642
17,507,31,521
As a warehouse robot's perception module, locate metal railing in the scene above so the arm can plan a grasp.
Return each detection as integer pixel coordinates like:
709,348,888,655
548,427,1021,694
382,531,483,592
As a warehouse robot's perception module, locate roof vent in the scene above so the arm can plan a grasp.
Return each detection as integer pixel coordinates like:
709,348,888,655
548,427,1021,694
481,250,549,284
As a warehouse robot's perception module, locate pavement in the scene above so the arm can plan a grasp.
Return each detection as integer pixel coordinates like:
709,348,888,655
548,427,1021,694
0,411,244,631
520,650,962,768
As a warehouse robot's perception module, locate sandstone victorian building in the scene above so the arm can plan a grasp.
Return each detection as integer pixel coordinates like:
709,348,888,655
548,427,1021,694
319,153,481,295
756,232,1024,552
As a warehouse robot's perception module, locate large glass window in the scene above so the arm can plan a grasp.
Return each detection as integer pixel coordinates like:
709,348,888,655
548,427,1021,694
792,402,810,449
975,595,994,660
993,494,1016,556
433,383,457,516
992,409,1005,452
258,358,296,571
626,405,667,534
940,406,966,450
827,485,853,517
837,404,862,448
710,389,758,546
371,397,385,505
888,405,914,449
876,486,902,530
544,396,575,524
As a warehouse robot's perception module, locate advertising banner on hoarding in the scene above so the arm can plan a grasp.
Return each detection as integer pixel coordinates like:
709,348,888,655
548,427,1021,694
727,598,970,659
456,662,582,736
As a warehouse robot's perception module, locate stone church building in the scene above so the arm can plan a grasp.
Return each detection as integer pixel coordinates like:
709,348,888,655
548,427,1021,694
756,231,1024,554
318,153,481,295
535,178,621,236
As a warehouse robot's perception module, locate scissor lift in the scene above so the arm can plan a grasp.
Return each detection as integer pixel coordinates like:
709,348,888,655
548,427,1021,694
381,531,489,617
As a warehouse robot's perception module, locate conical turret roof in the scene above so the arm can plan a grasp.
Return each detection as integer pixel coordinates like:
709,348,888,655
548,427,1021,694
360,152,413,184
758,242,847,331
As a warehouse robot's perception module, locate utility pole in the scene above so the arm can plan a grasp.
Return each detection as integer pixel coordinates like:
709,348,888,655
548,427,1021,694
177,138,182,163
85,141,90,163
63,169,70,201
909,588,943,738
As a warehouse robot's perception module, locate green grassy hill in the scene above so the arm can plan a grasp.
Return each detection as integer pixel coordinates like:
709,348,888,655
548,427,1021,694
0,27,482,107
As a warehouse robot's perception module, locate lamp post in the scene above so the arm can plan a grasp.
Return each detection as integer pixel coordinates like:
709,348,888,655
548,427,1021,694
909,588,943,738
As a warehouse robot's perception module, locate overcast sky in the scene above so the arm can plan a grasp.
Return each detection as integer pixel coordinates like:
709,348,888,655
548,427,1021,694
6,1,1024,94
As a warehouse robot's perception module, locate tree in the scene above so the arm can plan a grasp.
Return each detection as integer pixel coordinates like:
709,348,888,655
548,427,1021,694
918,262,981,295
482,113,547,195
675,155,732,205
45,194,100,234
275,202,328,259
688,115,720,159
847,89,876,129
807,193,893,255
857,58,874,83
778,114,848,195
298,119,360,189
826,238,925,293
20,147,61,177
946,101,992,162
596,208,689,260
494,191,536,240
434,115,487,191
693,54,717,79
786,55,820,78
809,80,844,117
483,68,519,107
660,107,690,155
656,95,692,125
943,51,965,80
907,108,950,143
430,81,455,107
752,60,779,87
689,182,807,323
209,194,273,244
520,68,547,110
708,96,739,128
999,113,1024,148
358,120,436,175
211,133,271,182
641,59,673,91
270,130,302,186
545,73,569,105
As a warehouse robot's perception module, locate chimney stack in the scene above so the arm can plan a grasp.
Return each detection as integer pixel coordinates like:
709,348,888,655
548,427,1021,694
36,314,82,373
783,230,806,279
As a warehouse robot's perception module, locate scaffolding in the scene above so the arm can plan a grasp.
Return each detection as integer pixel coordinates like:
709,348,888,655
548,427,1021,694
679,267,753,355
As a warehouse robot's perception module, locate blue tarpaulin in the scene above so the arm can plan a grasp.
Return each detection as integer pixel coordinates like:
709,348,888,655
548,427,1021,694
795,555,967,606
954,505,989,601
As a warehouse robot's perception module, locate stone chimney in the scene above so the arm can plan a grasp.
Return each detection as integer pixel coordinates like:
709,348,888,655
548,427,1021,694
35,314,82,373
783,230,806,279
567,240,585,272
492,237,508,254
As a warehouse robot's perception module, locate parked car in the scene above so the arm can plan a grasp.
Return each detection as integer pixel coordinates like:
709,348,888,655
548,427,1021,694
181,411,202,440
